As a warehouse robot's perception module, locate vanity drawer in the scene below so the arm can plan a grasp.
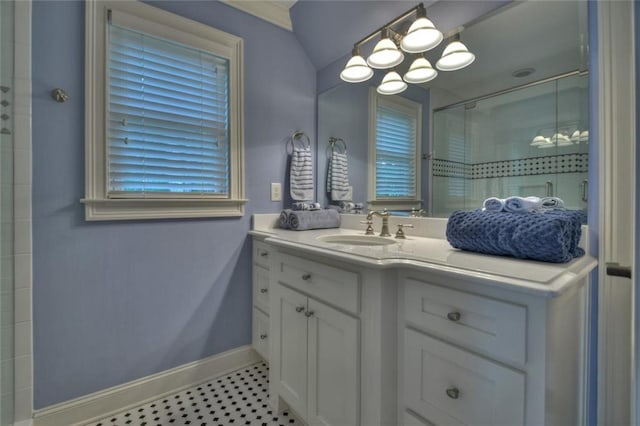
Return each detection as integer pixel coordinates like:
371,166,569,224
253,240,271,270
276,253,359,314
403,410,434,426
404,278,527,365
252,307,269,361
404,328,525,426
253,265,270,314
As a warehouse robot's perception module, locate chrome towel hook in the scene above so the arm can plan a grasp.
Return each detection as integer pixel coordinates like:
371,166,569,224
51,88,69,103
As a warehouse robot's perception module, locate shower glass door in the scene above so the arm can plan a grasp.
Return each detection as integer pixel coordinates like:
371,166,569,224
431,72,589,216
0,0,15,424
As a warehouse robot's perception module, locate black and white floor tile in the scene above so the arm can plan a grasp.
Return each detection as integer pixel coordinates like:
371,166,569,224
85,362,302,426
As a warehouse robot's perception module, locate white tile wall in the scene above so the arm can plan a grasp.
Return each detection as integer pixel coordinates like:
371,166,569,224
12,0,32,422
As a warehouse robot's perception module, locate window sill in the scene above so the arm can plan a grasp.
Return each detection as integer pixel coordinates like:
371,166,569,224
80,198,248,221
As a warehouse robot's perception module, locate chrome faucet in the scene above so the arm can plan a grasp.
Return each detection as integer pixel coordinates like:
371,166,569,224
367,209,391,237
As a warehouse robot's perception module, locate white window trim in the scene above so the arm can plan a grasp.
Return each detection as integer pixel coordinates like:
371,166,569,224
367,87,422,211
82,0,246,221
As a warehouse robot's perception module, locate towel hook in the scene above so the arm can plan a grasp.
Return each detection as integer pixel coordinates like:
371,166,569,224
287,130,311,154
51,88,69,103
329,137,347,154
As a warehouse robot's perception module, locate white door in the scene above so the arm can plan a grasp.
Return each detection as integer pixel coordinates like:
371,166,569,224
307,298,359,426
271,283,309,418
596,1,636,425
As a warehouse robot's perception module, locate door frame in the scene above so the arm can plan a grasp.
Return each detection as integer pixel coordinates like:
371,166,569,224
596,1,636,425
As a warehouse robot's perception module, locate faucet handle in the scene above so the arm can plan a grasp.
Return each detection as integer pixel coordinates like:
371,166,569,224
395,224,414,239
360,219,375,235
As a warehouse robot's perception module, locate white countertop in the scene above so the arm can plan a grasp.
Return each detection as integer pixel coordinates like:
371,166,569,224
251,214,597,297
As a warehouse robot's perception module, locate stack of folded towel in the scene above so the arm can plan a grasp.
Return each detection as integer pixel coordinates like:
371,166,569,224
482,196,565,212
279,209,341,231
292,202,321,211
446,196,586,263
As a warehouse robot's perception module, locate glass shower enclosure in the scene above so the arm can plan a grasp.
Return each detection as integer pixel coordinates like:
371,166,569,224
431,72,588,217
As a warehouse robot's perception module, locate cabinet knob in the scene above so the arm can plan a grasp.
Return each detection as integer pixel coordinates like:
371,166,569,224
304,310,315,317
295,306,305,313
260,334,268,340
301,273,312,281
447,311,462,322
445,387,460,399
260,288,268,294
260,251,269,257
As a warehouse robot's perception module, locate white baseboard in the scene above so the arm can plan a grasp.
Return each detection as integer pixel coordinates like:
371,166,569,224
33,345,261,426
14,420,34,426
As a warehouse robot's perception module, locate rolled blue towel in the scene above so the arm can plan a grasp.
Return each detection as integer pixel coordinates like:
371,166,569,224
446,210,585,263
288,209,341,231
483,197,505,212
279,209,293,229
504,196,543,212
541,197,565,209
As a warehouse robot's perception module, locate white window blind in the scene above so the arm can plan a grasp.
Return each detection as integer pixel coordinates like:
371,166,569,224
107,20,230,198
375,101,418,199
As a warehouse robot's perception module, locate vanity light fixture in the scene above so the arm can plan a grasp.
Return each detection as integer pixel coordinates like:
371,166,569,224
400,4,443,53
340,47,374,83
377,70,408,95
339,2,474,94
436,34,475,71
367,29,405,69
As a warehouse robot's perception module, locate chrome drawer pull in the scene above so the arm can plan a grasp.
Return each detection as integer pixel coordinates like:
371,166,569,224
260,334,268,340
445,387,460,399
304,310,315,317
295,306,305,313
260,251,269,257
260,288,268,294
447,311,462,322
301,273,312,281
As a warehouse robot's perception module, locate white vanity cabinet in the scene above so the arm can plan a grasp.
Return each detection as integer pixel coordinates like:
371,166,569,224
269,251,360,426
399,272,588,426
251,240,272,360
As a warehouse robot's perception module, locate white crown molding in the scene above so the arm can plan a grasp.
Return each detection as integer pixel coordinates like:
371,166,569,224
220,0,294,31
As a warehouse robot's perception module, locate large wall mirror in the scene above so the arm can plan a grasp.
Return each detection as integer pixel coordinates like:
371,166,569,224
316,0,589,217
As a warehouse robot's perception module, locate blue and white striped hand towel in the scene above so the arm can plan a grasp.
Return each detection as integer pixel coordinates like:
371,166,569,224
290,145,314,201
327,151,351,201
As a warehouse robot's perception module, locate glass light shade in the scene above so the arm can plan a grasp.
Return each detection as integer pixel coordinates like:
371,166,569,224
400,17,443,53
436,40,475,71
579,130,589,143
340,54,374,83
570,130,581,143
403,57,437,83
377,71,407,95
367,38,404,69
530,135,551,147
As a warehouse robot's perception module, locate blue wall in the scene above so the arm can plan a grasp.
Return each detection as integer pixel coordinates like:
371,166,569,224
32,0,315,408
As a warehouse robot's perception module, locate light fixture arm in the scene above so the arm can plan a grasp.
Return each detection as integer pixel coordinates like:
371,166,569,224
353,2,425,49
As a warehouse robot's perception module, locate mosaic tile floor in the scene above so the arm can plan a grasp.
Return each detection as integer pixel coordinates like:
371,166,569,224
85,362,301,426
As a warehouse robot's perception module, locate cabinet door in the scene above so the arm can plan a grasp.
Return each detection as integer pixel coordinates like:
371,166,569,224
307,298,359,426
271,283,309,418
252,307,269,361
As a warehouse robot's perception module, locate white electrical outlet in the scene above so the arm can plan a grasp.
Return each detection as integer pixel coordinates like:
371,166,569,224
271,183,282,201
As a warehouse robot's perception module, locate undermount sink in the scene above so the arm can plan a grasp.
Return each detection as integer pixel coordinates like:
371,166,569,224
316,234,396,246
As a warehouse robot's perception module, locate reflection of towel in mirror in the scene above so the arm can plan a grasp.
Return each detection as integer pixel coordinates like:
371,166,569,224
482,197,506,212
541,197,565,209
292,202,321,211
290,145,314,201
327,151,351,201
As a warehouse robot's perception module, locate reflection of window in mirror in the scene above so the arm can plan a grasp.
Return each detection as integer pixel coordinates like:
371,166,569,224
368,88,422,211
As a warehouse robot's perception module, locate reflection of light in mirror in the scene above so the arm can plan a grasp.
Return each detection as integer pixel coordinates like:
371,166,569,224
530,135,551,147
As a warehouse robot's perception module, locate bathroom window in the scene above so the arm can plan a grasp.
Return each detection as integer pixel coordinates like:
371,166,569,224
368,90,421,209
83,1,245,220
